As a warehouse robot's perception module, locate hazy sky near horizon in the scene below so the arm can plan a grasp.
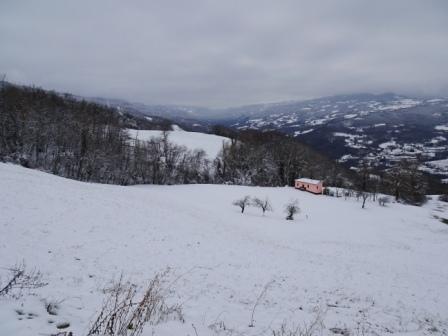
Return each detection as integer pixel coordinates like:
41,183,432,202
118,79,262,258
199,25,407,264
1,0,448,107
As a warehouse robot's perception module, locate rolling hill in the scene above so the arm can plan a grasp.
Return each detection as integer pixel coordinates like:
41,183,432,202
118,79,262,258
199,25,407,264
1,163,447,336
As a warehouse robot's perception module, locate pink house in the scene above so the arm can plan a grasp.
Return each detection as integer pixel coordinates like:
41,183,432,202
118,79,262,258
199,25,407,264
295,178,324,194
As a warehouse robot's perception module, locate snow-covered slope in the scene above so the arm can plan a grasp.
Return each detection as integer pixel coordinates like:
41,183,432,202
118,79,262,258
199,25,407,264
127,128,229,159
1,164,447,335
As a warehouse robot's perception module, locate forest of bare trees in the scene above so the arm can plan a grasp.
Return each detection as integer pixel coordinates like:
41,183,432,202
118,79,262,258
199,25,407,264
214,130,351,187
0,84,211,185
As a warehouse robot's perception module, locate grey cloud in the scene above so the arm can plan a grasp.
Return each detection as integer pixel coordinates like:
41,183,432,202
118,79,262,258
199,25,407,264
1,0,447,107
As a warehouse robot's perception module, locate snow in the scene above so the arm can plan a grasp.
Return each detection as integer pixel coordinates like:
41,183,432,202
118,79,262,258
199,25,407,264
377,98,421,111
307,118,330,126
294,129,314,136
295,178,321,184
144,116,153,121
1,164,448,336
429,136,447,144
435,125,448,131
333,132,353,137
426,158,448,169
171,124,183,131
421,158,448,176
333,133,367,149
379,140,397,149
127,129,230,159
338,154,358,163
375,138,446,164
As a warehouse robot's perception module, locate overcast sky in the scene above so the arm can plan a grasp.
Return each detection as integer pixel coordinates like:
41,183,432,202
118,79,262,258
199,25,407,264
1,0,448,107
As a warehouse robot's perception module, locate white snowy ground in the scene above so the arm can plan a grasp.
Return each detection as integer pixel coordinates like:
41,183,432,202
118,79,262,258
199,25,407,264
421,158,448,177
127,128,229,159
1,163,448,336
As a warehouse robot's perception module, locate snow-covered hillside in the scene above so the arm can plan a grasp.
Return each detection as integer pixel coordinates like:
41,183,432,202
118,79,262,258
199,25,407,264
421,158,448,178
127,128,229,159
86,93,448,184
1,163,448,336
222,94,448,178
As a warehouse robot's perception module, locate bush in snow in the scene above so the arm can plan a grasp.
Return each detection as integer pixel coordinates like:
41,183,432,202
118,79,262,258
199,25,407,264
378,196,390,207
0,262,47,298
233,196,251,213
285,200,300,220
87,270,183,336
252,197,273,215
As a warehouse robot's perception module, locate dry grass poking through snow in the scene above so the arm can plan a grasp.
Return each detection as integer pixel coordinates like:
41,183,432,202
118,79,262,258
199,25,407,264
0,262,47,299
87,269,184,336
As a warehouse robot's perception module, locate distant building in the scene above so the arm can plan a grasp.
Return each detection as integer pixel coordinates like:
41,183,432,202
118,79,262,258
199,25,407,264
295,178,323,194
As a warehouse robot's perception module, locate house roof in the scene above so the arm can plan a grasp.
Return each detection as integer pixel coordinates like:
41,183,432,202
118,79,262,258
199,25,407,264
295,178,322,184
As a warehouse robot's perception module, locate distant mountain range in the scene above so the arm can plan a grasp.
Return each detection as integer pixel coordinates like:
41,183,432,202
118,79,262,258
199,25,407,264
220,93,448,178
83,93,448,182
83,96,215,131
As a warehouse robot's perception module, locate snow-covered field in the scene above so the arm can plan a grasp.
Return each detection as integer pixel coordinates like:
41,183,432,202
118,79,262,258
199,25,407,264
435,125,448,132
1,163,448,336
127,128,229,159
421,158,448,177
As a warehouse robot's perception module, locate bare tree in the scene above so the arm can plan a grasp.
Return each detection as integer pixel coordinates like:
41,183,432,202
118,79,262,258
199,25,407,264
252,197,273,215
358,191,370,209
385,159,427,205
355,160,374,209
233,196,251,213
285,200,300,220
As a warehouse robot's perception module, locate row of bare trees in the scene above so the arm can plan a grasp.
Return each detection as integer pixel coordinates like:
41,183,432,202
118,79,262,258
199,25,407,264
232,196,273,214
326,158,428,207
233,196,300,219
353,159,428,206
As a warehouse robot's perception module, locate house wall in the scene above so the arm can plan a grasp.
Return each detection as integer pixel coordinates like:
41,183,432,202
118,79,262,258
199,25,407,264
295,181,323,194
